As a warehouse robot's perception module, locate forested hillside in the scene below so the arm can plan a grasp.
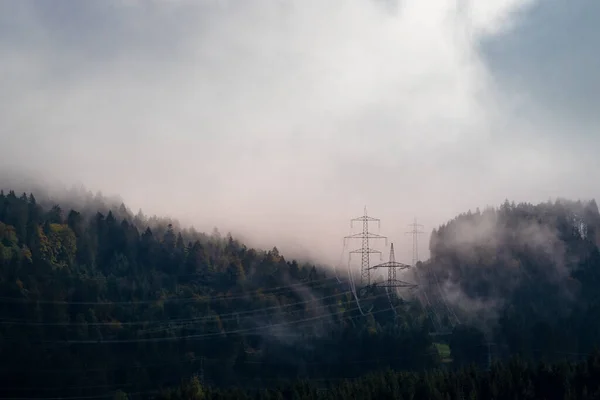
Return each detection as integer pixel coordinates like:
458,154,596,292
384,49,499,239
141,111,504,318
420,199,600,363
0,189,434,399
3,189,600,399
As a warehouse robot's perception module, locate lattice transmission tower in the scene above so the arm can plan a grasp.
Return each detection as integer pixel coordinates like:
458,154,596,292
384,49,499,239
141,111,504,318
368,243,417,290
344,207,387,285
406,218,424,266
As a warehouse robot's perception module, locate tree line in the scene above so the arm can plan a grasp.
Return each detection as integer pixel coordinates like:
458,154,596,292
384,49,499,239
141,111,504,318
160,351,600,400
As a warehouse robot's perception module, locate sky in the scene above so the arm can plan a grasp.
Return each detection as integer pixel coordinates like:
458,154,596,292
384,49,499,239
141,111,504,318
0,0,598,267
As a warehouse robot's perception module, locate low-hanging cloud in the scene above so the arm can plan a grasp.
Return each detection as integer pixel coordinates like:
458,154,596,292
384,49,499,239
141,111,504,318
1,0,598,267
422,199,599,332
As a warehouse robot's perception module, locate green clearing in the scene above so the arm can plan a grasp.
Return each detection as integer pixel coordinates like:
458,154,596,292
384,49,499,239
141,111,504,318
434,342,452,363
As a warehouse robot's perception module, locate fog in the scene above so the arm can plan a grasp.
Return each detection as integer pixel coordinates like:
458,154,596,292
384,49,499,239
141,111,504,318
1,0,598,267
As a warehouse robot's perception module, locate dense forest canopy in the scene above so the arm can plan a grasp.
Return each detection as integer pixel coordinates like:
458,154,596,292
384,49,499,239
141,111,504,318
420,199,600,359
2,188,600,399
161,353,600,400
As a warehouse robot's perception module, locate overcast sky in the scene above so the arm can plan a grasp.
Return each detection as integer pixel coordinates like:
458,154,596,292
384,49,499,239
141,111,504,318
0,0,598,266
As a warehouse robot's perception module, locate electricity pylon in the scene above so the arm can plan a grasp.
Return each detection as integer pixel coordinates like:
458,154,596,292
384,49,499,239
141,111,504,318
368,243,417,290
406,218,424,266
344,206,387,285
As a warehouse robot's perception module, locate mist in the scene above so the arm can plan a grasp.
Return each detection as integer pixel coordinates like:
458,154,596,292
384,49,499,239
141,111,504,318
1,0,599,267
418,198,600,335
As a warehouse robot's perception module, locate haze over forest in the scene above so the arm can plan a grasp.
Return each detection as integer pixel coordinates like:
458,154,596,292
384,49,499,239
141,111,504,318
2,0,599,265
3,2,600,398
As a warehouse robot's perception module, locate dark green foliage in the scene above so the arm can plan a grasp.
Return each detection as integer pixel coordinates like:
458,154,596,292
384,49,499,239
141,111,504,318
424,199,600,362
0,190,434,398
161,351,600,400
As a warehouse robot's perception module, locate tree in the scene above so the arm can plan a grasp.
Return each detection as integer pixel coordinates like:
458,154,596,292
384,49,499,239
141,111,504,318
113,390,129,400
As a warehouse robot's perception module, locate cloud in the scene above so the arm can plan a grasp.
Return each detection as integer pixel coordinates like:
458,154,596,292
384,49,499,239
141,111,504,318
0,0,597,267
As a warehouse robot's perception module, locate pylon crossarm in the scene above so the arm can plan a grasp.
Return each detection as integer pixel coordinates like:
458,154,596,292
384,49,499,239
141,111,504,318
369,262,411,270
351,216,380,222
366,262,395,270
375,279,418,289
344,232,387,240
376,285,417,289
349,249,381,254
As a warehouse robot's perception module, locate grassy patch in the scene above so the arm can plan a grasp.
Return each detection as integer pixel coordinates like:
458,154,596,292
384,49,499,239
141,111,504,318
434,342,453,363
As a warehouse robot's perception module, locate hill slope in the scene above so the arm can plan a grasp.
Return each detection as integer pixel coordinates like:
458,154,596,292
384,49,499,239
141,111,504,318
0,189,433,398
4,189,600,398
419,199,600,362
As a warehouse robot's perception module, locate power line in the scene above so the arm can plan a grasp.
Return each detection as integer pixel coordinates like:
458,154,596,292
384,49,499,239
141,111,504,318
0,285,349,328
136,291,353,335
0,276,340,306
1,293,401,376
0,280,354,339
33,297,395,345
346,258,373,316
